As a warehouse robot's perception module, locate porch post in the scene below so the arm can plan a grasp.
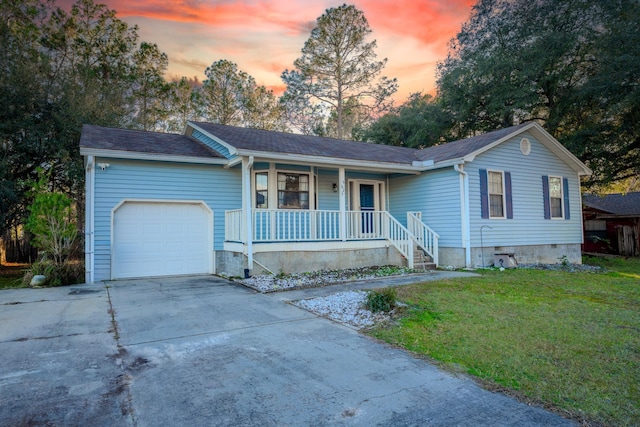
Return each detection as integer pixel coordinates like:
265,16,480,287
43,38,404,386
339,167,346,241
242,156,254,269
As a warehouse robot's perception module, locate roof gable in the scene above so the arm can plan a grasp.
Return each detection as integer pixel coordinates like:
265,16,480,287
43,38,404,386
415,122,591,175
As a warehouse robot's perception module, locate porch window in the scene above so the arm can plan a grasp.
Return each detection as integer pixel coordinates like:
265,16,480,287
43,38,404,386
277,172,309,209
488,171,505,218
255,172,268,208
548,176,563,218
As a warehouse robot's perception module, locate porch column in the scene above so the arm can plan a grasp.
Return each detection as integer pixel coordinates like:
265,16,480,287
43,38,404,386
339,167,346,241
242,156,254,269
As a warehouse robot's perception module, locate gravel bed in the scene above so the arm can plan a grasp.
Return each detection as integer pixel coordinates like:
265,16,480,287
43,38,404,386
293,290,393,330
238,266,421,293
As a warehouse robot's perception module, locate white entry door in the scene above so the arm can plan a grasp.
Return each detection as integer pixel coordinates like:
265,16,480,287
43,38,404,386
112,201,212,279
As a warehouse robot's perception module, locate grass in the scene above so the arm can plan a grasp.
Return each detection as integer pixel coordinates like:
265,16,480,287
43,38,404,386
0,263,29,289
368,256,640,426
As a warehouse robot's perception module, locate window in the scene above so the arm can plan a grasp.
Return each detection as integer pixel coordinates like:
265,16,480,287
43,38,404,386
548,176,563,218
277,173,309,209
488,171,505,218
542,175,570,220
255,172,268,208
480,169,512,219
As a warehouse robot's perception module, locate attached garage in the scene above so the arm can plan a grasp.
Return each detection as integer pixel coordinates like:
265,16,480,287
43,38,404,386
111,200,214,279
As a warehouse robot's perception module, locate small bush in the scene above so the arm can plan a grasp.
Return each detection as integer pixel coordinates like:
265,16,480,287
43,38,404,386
365,287,397,313
23,260,84,287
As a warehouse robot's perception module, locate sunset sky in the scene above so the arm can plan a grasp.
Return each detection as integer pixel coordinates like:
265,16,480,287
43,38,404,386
71,0,475,101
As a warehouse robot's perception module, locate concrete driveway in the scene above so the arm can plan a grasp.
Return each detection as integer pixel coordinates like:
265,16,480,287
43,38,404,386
0,275,574,426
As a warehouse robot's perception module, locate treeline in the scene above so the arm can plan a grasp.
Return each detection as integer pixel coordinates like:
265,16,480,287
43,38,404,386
366,0,640,190
2,0,638,240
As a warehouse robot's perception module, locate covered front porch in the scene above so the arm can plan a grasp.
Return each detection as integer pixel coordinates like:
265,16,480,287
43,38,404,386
222,158,439,274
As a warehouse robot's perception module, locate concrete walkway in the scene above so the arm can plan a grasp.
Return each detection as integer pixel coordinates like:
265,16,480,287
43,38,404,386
0,274,574,426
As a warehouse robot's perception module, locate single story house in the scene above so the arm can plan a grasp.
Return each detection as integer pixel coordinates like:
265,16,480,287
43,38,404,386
583,192,640,256
80,121,591,282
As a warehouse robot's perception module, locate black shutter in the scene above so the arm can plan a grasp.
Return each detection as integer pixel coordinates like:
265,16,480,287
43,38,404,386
505,171,513,219
542,176,550,220
479,169,489,219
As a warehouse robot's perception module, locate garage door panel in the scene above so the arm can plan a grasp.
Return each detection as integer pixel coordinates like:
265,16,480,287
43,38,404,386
112,202,212,279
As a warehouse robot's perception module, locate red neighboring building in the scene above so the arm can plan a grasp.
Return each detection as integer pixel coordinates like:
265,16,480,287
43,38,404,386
583,192,640,256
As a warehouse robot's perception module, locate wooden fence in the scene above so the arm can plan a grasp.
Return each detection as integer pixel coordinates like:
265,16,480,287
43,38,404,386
0,238,38,264
617,224,640,256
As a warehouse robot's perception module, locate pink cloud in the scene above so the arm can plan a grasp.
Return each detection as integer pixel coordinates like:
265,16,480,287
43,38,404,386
53,0,474,97
359,0,473,56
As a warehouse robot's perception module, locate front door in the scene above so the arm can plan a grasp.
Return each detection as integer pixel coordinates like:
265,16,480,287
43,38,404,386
349,180,384,238
359,184,375,234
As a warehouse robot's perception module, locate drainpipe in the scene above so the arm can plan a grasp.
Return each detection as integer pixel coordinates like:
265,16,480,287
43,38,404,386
85,155,95,283
454,164,471,267
243,156,255,270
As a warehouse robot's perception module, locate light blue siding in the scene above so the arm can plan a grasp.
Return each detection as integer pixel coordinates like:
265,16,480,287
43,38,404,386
191,129,233,159
389,168,462,247
317,169,339,210
346,171,386,181
275,163,310,172
467,131,583,247
93,158,241,281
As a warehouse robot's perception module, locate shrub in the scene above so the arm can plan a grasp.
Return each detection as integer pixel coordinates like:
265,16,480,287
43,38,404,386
25,169,78,265
365,287,397,313
23,259,84,287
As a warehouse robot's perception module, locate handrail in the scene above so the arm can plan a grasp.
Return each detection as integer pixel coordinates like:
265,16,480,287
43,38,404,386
224,209,441,269
407,212,439,266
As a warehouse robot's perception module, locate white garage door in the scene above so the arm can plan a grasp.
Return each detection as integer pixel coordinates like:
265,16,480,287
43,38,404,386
112,201,212,279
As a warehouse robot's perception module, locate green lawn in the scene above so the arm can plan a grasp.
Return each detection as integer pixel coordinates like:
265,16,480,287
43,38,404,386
369,257,640,426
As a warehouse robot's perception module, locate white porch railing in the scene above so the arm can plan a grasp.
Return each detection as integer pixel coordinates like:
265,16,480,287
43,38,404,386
225,209,439,269
407,211,440,266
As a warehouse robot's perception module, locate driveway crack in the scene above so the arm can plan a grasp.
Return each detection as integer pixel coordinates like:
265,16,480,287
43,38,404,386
105,284,137,426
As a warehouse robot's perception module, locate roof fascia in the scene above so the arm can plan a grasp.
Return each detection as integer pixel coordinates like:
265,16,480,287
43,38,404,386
79,148,228,165
594,213,640,219
234,149,422,174
186,121,238,156
461,122,592,176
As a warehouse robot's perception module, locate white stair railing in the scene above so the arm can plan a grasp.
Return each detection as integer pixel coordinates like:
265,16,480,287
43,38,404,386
378,211,414,269
407,212,439,266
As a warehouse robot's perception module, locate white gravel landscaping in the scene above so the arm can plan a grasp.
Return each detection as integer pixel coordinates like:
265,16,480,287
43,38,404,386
237,266,422,293
293,290,394,330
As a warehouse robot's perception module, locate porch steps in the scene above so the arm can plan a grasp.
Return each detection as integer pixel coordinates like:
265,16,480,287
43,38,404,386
413,245,436,271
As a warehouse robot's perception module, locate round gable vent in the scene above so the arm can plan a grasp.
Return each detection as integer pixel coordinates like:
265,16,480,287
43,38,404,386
520,138,531,155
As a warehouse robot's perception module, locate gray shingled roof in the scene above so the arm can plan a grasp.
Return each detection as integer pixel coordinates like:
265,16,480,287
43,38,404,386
80,124,223,159
415,123,532,162
81,121,538,166
191,122,423,164
191,121,533,165
583,192,640,216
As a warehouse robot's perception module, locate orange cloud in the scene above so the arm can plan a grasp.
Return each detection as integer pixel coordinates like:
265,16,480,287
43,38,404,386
359,0,472,56
54,0,474,98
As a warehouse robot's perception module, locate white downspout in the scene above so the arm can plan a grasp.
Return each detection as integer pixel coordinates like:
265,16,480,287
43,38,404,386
454,164,471,267
85,155,95,283
243,156,255,270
